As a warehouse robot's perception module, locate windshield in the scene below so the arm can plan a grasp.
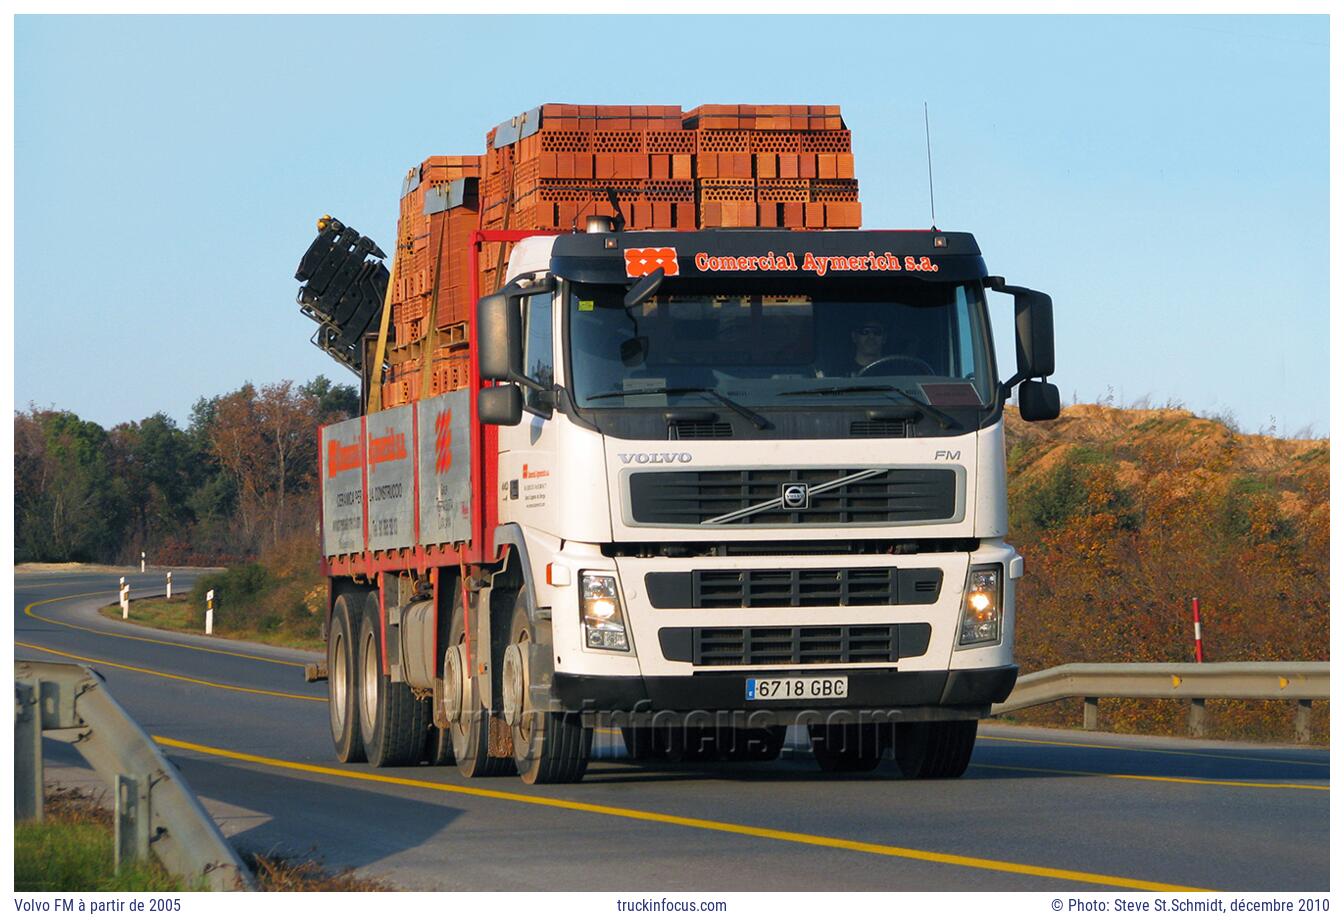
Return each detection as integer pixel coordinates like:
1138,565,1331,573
567,282,995,409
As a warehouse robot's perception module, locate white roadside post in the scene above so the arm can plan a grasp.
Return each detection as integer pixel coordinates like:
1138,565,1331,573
140,551,146,573
206,589,215,636
119,576,128,619
166,571,173,600
121,583,130,619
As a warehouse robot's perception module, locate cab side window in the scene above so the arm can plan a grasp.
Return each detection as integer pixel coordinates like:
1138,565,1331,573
523,291,554,414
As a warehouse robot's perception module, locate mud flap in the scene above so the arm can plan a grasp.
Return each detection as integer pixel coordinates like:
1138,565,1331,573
487,714,515,758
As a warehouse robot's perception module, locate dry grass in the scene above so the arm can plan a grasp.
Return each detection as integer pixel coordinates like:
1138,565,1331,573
99,595,324,651
16,787,190,891
250,853,395,892
22,786,391,892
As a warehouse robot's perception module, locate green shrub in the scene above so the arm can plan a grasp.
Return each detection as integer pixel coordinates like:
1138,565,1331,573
1012,446,1140,533
188,563,273,616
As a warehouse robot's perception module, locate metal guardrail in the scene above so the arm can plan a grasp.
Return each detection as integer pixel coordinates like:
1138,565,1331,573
991,661,1330,742
14,659,256,891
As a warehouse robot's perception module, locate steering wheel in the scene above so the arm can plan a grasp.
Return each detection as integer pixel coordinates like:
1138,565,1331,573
858,355,935,377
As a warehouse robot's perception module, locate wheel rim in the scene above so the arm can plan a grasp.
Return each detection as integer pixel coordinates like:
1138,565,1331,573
501,642,527,728
330,630,347,735
443,644,466,726
360,628,378,730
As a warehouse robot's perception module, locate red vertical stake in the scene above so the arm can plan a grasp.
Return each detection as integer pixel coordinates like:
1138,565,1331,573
1192,597,1204,663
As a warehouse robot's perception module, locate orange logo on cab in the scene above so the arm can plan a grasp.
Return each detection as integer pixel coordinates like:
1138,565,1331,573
624,247,679,278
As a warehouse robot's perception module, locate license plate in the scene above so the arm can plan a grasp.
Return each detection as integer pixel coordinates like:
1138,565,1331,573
745,676,848,701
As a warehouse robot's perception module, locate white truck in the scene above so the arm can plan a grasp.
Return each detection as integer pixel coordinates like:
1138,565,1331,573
314,221,1059,785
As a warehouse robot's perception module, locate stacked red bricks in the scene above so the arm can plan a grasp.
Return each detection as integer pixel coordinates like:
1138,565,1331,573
480,103,859,234
382,103,862,408
384,155,481,408
683,104,859,230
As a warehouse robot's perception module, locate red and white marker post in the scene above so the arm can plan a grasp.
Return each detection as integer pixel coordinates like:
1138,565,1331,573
1192,597,1204,663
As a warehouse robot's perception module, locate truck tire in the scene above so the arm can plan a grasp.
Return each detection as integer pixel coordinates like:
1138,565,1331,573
809,722,885,773
893,720,978,779
327,594,365,763
445,591,514,778
357,591,429,767
506,597,591,784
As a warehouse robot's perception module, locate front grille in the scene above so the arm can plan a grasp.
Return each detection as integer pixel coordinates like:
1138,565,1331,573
669,420,733,439
658,623,933,666
628,467,958,526
645,567,942,608
850,419,911,438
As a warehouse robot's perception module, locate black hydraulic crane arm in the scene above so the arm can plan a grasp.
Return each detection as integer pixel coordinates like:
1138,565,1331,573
294,215,390,376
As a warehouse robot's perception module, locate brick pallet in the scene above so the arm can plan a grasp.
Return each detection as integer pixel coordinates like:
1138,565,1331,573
379,102,863,408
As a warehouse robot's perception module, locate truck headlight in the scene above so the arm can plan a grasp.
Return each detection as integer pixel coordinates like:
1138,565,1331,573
580,572,629,652
958,563,1002,647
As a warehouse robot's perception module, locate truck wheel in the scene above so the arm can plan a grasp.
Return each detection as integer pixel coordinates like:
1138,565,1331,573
809,723,885,772
357,591,429,767
327,594,365,763
445,591,514,778
893,720,978,779
505,597,591,784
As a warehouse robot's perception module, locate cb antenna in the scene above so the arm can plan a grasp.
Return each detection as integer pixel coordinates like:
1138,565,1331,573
924,102,938,231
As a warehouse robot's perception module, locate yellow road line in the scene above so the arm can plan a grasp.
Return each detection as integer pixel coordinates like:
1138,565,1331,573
16,580,109,590
153,735,1205,892
982,733,1326,767
15,641,325,703
22,592,306,670
975,761,1327,791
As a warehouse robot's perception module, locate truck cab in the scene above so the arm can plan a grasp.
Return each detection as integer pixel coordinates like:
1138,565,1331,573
474,223,1058,777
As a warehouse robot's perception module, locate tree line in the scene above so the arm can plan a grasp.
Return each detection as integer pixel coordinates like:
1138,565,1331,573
15,376,359,565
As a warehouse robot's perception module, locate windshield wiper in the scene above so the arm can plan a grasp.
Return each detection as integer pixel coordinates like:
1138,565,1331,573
584,386,770,430
777,384,958,430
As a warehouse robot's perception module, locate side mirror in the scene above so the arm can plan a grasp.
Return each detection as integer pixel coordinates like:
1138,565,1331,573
624,266,665,308
988,278,1056,386
478,290,522,382
478,384,523,426
1018,380,1060,422
1013,289,1054,381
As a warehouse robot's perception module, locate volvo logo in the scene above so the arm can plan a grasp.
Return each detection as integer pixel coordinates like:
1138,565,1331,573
618,452,693,464
781,482,810,510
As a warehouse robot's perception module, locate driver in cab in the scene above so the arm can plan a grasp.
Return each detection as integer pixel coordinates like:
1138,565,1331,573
847,320,889,375
825,317,933,377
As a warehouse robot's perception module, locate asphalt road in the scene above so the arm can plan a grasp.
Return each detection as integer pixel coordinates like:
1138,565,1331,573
15,569,1330,892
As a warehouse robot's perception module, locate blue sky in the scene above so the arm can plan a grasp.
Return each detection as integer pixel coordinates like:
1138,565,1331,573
13,14,1331,436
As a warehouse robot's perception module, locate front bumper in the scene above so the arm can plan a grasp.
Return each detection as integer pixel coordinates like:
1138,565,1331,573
554,664,1016,723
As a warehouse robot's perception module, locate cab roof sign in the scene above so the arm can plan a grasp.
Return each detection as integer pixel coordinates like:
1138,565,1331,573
565,230,986,285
